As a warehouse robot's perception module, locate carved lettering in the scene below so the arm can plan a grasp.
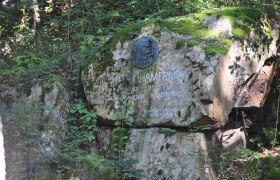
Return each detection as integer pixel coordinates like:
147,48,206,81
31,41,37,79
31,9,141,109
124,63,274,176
144,108,177,118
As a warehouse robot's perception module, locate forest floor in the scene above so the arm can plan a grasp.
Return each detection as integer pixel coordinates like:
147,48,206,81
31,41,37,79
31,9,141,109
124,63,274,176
217,146,280,180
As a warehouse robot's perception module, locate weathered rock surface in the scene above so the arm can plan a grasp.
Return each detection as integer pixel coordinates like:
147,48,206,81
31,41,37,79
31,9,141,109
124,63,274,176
92,128,216,180
82,16,279,128
0,81,70,180
42,82,70,155
128,128,216,180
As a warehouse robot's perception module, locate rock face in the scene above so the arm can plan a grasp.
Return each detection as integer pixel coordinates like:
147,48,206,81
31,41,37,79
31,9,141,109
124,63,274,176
82,15,279,128
81,10,279,179
0,81,70,180
92,128,216,180
202,14,232,38
127,128,216,180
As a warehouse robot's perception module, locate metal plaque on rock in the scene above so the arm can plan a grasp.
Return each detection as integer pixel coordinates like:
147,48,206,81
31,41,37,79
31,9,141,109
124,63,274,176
131,37,159,69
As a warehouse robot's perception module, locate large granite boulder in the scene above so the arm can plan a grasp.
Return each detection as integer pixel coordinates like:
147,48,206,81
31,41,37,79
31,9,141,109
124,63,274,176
81,8,279,128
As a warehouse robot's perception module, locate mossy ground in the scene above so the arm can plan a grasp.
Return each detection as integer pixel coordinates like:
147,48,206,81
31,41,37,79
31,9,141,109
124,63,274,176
244,155,280,179
217,147,280,179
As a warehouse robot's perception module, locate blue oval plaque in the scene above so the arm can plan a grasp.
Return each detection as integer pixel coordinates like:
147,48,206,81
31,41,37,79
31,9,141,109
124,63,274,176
131,37,159,69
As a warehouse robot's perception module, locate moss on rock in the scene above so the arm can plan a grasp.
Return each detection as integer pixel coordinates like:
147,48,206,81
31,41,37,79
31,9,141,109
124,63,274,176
187,40,200,48
83,7,272,74
160,17,219,37
159,7,271,56
204,38,233,56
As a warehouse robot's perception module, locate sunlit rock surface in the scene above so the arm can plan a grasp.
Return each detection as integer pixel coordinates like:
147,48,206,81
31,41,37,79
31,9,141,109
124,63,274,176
81,14,279,178
127,128,216,180
91,128,217,180
202,14,233,38
82,22,279,128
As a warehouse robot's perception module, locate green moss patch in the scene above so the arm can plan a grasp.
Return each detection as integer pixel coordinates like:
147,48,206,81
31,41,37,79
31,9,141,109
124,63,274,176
187,40,200,47
160,7,271,56
161,7,269,40
206,7,270,39
160,17,219,38
204,39,233,56
107,25,141,52
175,40,185,49
84,7,271,72
212,7,263,24
82,24,142,77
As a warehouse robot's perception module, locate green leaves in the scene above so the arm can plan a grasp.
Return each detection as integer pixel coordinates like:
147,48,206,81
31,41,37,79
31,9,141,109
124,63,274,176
68,100,98,145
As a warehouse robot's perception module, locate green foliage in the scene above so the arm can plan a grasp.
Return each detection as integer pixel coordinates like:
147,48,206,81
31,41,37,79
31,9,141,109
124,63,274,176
263,127,280,147
110,106,133,157
77,155,118,180
43,75,65,93
244,156,280,180
160,7,272,56
68,100,98,145
235,148,252,159
219,144,280,179
0,50,60,81
1,0,280,179
107,103,145,179
7,98,44,149
110,158,144,179
219,152,236,173
3,98,54,178
161,7,268,39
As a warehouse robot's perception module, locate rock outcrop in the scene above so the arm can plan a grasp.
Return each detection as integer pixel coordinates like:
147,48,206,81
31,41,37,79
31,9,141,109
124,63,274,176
81,9,279,128
92,128,216,180
81,8,279,179
0,81,70,180
0,7,279,180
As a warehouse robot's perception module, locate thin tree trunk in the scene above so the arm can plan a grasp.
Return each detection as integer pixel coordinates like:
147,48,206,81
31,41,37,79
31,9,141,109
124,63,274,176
33,0,41,52
155,0,160,12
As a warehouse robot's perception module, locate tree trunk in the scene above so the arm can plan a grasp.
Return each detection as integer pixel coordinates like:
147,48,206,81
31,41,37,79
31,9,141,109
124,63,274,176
33,0,41,52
